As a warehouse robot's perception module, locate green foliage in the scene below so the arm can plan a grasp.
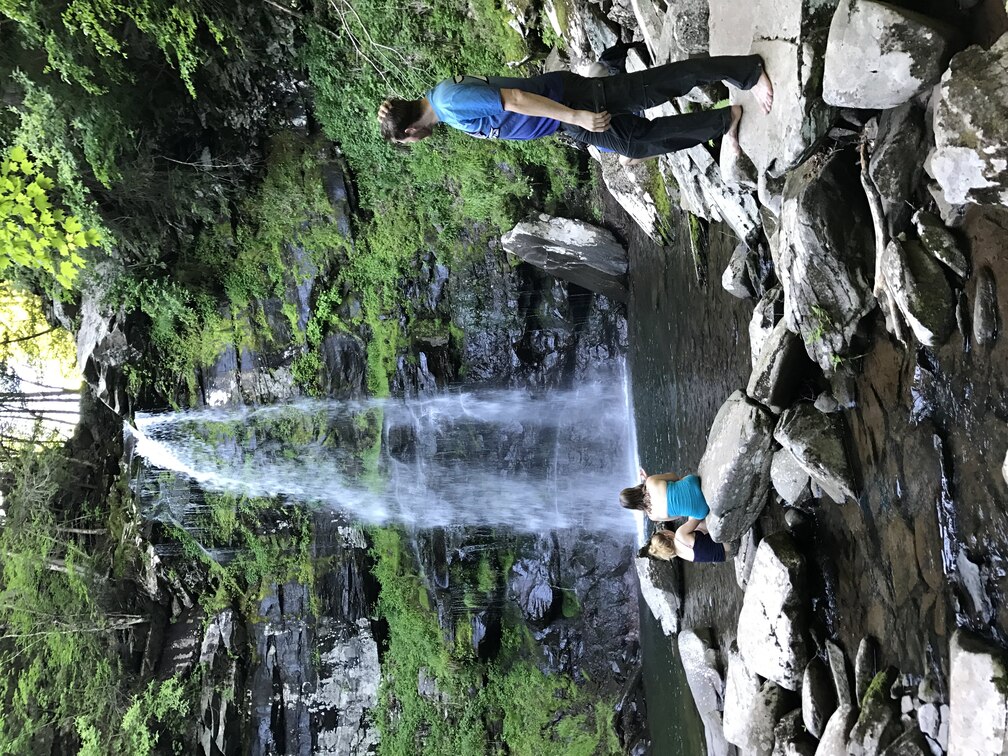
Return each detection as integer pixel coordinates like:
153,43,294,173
0,145,99,289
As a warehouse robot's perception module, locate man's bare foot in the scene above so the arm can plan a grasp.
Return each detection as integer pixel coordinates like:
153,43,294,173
619,154,656,167
726,104,743,149
751,68,774,114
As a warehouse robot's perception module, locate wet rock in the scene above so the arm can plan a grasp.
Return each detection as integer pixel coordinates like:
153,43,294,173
854,636,878,704
723,643,765,750
828,367,858,409
1003,449,1008,486
929,35,1008,207
698,390,777,542
955,548,994,624
199,609,235,664
508,555,560,627
590,149,662,241
880,239,956,347
501,214,629,302
156,606,206,679
721,140,759,191
913,210,968,279
879,728,931,756
747,320,812,414
815,705,857,756
813,391,839,414
727,676,798,756
772,448,812,506
784,507,809,532
917,702,940,742
750,286,785,369
679,629,735,756
823,0,952,108
776,151,874,371
635,556,682,635
773,709,817,756
926,180,967,228
973,266,1000,346
869,105,928,235
735,527,759,590
803,657,838,739
724,241,756,299
737,533,811,690
321,333,367,398
848,668,901,755
916,672,942,705
825,640,853,709
774,404,856,504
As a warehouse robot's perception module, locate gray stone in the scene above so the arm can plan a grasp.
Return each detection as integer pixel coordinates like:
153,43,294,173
750,286,785,369
774,404,857,504
913,210,969,278
930,34,1008,207
1003,449,1008,486
823,0,952,108
772,448,812,506
747,320,811,414
737,533,811,690
881,239,956,347
814,392,840,414
854,636,878,704
973,266,1000,346
698,390,777,542
871,105,928,234
727,678,798,756
927,180,967,227
916,673,942,704
784,507,809,531
803,657,838,739
918,702,940,741
724,644,767,751
901,695,914,715
956,548,995,624
509,556,559,626
588,148,662,241
724,241,756,299
815,705,857,756
848,668,901,755
773,709,818,756
501,214,629,301
776,151,874,371
735,528,760,590
679,629,736,756
635,557,682,635
825,640,853,709
721,140,759,191
879,728,932,756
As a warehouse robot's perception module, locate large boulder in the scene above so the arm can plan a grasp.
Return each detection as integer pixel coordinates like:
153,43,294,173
913,210,969,279
737,533,811,690
802,657,838,739
929,34,1008,207
635,556,682,635
723,644,766,750
590,148,663,241
710,0,837,177
501,214,629,302
814,705,858,756
679,629,737,756
771,447,812,505
773,709,818,756
776,151,874,371
948,630,1008,755
698,390,777,542
750,286,785,369
774,404,856,504
973,266,1000,347
847,668,901,755
880,239,956,347
747,319,812,414
870,105,928,235
727,678,798,756
822,0,952,108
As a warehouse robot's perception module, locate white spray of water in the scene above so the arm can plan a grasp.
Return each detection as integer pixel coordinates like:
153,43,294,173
131,382,639,534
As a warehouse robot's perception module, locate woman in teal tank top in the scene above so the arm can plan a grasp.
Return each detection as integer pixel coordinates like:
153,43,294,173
619,467,710,521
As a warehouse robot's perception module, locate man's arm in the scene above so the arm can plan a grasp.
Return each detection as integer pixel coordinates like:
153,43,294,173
500,88,611,132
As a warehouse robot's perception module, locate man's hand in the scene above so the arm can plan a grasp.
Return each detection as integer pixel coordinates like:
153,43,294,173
574,109,611,132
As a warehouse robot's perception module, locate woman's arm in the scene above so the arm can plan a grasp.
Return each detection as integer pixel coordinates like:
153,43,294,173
500,88,611,132
674,517,703,547
647,473,681,484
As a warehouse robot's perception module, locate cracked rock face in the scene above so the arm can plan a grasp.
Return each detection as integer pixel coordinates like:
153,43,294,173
736,533,810,690
881,239,956,348
823,0,952,109
929,34,1008,207
698,390,777,542
948,630,1008,755
776,151,874,371
774,403,856,503
871,104,928,236
747,319,811,415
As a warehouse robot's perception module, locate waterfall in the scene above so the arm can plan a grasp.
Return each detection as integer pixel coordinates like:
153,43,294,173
129,379,638,534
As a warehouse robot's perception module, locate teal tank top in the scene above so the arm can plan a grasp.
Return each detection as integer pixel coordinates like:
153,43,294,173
665,475,709,519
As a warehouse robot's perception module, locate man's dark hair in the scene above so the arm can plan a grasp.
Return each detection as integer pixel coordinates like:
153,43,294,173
379,98,426,142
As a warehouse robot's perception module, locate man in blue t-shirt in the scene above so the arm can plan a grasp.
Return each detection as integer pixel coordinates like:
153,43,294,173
377,55,773,161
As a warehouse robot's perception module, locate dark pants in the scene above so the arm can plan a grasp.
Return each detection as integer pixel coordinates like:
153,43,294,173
556,55,763,159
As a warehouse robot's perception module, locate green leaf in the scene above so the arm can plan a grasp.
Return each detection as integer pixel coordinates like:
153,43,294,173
8,146,27,163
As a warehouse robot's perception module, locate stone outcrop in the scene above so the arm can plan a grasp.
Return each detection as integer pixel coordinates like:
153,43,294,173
776,151,874,371
735,528,760,590
773,709,818,756
590,149,663,241
727,677,798,756
913,210,968,279
948,630,1008,755
823,0,952,109
772,447,812,505
736,533,810,690
723,644,765,751
802,657,838,739
679,629,737,756
774,404,856,504
880,239,956,347
750,286,785,368
500,214,629,302
929,34,1008,207
698,390,777,542
815,705,857,756
870,105,928,235
973,266,1000,346
747,320,811,414
635,556,682,635
847,668,901,756
509,555,561,627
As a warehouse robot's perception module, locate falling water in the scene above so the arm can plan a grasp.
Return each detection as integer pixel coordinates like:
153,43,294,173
129,378,638,533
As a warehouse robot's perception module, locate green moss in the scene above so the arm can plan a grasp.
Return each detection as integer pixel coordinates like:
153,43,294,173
647,167,675,244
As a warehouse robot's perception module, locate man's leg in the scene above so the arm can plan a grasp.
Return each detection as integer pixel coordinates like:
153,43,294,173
560,108,732,159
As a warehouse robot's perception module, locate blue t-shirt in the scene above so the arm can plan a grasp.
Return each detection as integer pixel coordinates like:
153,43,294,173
664,475,710,519
427,72,565,140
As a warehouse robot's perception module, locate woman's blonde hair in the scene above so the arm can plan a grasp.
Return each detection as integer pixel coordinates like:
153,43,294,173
637,531,680,562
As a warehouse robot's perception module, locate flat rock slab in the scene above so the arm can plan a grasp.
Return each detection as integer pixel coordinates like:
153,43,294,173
913,209,969,279
774,403,856,503
823,0,952,109
881,239,956,347
871,104,927,234
747,319,812,414
737,532,811,690
930,34,1008,207
699,390,777,542
635,556,682,635
771,447,812,505
948,629,1008,755
973,265,1000,346
679,629,736,756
